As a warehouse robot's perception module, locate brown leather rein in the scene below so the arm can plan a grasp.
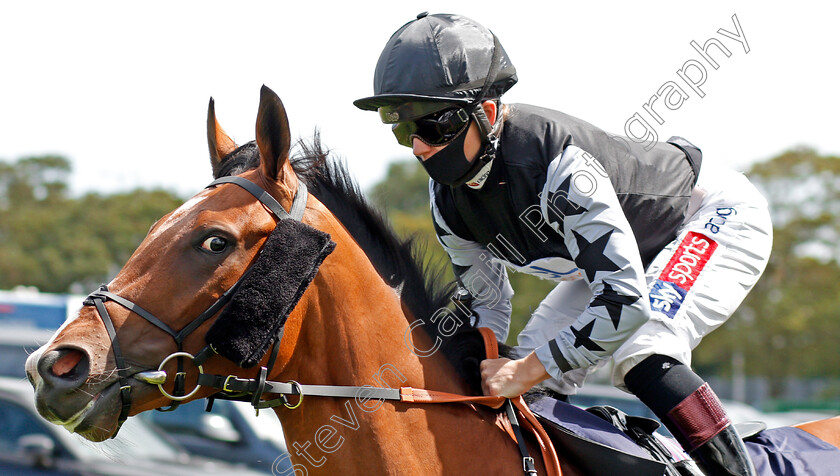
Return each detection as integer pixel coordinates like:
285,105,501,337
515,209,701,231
193,328,563,476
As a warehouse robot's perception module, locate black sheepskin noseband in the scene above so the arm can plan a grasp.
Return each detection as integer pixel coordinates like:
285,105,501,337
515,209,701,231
205,218,336,367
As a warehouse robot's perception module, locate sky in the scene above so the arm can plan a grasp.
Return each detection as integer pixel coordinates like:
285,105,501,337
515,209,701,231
1,1,838,198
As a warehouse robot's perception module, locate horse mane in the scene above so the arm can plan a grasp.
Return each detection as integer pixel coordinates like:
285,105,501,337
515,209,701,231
216,134,486,393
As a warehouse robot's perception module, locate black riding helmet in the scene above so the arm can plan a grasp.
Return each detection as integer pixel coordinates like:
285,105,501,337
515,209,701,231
355,13,517,187
353,12,517,121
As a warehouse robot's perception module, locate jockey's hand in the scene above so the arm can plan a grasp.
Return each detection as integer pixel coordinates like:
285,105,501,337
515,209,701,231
480,352,550,398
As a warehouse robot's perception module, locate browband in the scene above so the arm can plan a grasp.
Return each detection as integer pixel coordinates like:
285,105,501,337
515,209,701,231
208,176,308,222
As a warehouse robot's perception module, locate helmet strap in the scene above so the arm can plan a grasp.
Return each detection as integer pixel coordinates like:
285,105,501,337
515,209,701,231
459,114,501,190
470,101,502,163
472,104,493,139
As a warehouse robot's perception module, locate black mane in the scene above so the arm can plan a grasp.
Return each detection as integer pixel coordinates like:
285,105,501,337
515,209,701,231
216,135,486,393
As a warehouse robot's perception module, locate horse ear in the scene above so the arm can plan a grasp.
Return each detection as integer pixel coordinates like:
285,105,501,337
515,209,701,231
207,98,238,174
255,85,292,181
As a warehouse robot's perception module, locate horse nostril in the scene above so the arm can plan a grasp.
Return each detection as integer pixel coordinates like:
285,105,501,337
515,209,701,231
52,350,83,377
38,348,90,387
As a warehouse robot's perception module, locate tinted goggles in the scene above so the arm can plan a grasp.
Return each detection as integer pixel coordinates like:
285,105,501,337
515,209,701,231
389,107,472,148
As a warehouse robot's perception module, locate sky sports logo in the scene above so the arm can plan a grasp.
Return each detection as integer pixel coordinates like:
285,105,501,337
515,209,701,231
650,231,718,318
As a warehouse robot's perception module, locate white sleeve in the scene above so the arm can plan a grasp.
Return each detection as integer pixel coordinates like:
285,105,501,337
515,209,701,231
533,146,651,378
430,180,514,342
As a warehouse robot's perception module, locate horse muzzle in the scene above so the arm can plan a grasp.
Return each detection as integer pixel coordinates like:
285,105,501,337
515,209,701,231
28,346,112,438
27,344,163,441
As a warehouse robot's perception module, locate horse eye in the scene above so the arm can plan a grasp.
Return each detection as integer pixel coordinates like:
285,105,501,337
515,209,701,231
201,236,228,253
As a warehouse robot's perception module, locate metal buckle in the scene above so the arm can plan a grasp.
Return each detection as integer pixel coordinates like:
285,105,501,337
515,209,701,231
156,352,203,401
222,375,238,392
523,456,537,474
456,108,470,123
283,380,303,410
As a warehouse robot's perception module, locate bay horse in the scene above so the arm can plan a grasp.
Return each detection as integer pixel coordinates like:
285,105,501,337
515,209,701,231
25,86,840,475
25,85,567,475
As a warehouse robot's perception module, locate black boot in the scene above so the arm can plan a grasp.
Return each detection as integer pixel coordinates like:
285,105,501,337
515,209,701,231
689,424,756,476
625,356,757,476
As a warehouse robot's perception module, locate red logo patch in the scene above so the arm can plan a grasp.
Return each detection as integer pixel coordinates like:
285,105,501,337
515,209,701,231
659,231,717,292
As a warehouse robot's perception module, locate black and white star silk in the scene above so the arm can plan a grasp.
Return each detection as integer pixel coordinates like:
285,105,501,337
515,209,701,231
572,230,621,282
591,282,641,330
429,132,653,379
571,319,605,352
545,175,588,226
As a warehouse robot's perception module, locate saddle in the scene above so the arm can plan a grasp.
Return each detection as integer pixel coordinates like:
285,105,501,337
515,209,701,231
478,327,703,476
529,396,702,476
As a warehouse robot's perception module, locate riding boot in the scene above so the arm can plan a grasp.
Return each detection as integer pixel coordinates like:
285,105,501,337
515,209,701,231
624,355,757,476
663,384,757,476
688,424,756,476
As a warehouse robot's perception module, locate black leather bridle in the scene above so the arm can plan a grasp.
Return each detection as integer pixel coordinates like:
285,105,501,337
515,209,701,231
85,176,308,436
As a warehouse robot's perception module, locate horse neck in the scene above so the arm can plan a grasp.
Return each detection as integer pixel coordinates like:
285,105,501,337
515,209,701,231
276,204,467,394
269,204,497,473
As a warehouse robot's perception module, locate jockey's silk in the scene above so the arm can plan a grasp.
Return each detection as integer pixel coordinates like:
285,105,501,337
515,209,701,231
430,103,771,391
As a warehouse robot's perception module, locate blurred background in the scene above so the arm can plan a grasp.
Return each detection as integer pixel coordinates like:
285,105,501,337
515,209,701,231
2,0,838,472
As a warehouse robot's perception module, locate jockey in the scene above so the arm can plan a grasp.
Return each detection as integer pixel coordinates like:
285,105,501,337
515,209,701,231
354,12,771,476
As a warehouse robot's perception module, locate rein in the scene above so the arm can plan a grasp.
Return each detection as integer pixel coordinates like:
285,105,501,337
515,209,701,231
195,327,562,476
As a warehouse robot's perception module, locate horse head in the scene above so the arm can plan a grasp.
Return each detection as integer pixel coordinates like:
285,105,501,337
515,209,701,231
25,85,336,441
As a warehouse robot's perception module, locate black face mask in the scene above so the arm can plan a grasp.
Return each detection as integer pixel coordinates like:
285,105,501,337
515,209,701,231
417,124,486,187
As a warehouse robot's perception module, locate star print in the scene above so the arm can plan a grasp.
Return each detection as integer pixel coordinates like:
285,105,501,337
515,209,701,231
571,319,605,352
545,175,588,225
591,282,640,329
572,230,620,282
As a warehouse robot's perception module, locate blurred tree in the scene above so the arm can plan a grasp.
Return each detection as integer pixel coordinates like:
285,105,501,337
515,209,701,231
370,160,432,217
0,156,183,293
0,156,70,208
694,148,840,396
